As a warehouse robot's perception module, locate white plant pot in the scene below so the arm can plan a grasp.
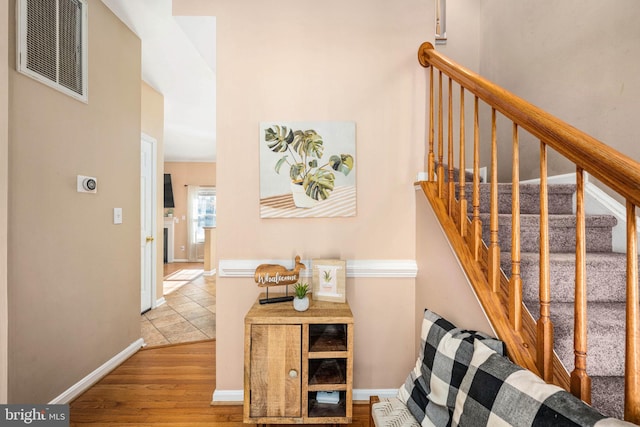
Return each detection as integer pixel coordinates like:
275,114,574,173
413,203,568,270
293,296,310,312
290,182,318,208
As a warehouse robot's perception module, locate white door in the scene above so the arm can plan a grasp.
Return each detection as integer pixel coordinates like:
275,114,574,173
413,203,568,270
140,137,156,313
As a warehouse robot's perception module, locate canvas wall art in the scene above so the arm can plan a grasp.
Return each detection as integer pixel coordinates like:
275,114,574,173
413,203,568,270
259,121,356,218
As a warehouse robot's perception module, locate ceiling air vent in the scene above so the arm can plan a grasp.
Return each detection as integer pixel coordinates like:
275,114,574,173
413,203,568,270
17,0,88,103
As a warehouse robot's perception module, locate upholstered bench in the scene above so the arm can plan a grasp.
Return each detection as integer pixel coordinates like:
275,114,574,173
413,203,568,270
369,309,635,427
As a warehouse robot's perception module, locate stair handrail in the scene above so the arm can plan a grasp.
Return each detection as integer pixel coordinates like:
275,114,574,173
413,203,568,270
418,41,640,423
418,42,640,207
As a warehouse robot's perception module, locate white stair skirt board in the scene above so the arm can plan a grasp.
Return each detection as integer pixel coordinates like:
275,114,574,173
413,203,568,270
203,268,216,276
211,388,399,404
50,338,145,404
522,172,639,253
218,259,418,279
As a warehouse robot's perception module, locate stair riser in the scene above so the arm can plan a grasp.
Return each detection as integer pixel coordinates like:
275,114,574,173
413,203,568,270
501,257,628,303
526,303,625,377
482,222,613,253
459,184,575,215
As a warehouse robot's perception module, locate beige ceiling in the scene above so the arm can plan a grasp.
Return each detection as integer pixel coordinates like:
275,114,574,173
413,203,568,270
102,0,217,162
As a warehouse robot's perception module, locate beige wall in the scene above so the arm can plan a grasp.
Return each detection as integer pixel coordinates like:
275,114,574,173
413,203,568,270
415,188,493,345
141,82,165,302
175,0,432,393
8,0,141,402
163,162,216,261
477,0,640,180
0,0,8,404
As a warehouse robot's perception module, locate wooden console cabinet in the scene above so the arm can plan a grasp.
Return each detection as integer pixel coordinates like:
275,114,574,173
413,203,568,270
243,295,354,424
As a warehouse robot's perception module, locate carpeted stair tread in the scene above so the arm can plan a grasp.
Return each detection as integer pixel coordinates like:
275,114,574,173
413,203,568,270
591,376,624,419
480,213,616,253
525,302,625,378
501,251,630,303
457,180,630,419
460,183,576,215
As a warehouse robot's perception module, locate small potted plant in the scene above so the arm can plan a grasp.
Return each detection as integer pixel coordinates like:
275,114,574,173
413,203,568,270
292,282,310,312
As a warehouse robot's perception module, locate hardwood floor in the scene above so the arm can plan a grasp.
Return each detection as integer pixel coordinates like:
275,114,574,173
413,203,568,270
70,340,369,426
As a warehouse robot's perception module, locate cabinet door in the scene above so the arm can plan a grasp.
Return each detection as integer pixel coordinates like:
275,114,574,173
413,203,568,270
250,324,301,418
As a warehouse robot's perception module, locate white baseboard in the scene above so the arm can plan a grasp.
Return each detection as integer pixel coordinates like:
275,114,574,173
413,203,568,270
154,297,166,308
353,388,398,401
521,172,576,185
203,268,216,276
172,258,189,263
211,388,398,404
212,389,244,403
49,338,144,404
218,259,418,279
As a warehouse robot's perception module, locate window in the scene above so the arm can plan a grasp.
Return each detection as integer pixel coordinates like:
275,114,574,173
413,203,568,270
192,187,217,244
187,186,216,262
17,0,88,102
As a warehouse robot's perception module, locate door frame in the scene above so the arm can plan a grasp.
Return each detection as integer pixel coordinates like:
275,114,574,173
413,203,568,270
141,133,158,312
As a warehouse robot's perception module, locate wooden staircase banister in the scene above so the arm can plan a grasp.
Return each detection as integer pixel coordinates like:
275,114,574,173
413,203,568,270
417,40,640,423
418,42,640,207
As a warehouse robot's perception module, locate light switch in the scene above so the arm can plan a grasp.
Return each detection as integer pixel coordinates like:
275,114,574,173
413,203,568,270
114,208,123,224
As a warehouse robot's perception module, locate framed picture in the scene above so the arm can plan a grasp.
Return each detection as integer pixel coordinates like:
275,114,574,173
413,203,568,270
312,259,346,303
259,121,356,218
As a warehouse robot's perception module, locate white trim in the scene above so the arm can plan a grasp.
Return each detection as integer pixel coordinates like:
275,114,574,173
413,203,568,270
583,175,639,253
218,259,418,279
49,338,144,404
154,297,166,308
521,172,575,185
173,258,189,263
212,388,243,403
211,388,398,404
465,166,487,183
203,268,216,276
348,260,418,278
353,388,398,401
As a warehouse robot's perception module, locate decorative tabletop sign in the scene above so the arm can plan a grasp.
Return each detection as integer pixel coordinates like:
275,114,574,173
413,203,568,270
254,256,306,304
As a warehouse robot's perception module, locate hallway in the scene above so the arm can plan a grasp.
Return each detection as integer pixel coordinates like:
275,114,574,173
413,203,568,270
141,263,216,346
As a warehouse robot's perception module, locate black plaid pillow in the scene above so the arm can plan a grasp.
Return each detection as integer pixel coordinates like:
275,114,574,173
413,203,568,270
453,340,634,426
397,309,506,426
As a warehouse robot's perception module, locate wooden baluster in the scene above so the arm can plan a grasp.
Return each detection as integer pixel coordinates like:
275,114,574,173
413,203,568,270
509,123,522,331
625,201,640,423
471,96,482,261
537,141,554,382
571,166,591,403
428,66,435,182
459,87,467,237
437,71,444,198
447,77,454,214
488,108,500,292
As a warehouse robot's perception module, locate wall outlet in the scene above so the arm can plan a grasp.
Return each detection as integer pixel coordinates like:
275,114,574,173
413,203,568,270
180,245,185,251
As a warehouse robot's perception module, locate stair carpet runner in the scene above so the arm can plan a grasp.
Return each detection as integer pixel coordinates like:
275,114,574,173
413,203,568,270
461,182,626,419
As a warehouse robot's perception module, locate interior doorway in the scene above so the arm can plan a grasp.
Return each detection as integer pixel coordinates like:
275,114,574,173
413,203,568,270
140,134,157,313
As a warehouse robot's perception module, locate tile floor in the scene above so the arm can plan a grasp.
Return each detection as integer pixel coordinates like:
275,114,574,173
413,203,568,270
141,263,216,347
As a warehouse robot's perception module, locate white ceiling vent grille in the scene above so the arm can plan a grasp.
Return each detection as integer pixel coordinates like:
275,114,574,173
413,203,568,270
17,0,88,103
